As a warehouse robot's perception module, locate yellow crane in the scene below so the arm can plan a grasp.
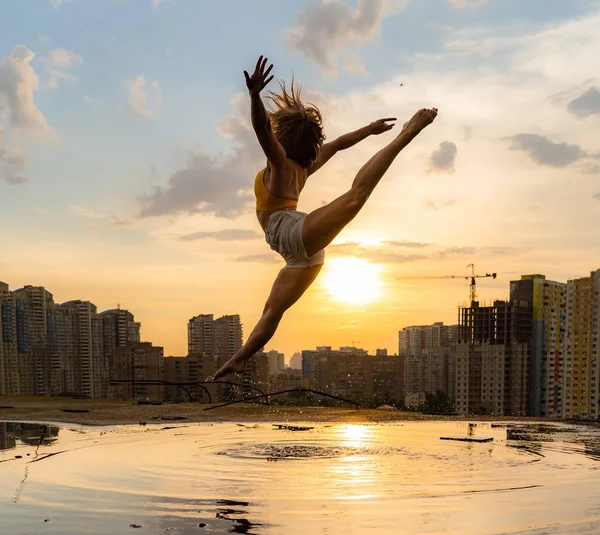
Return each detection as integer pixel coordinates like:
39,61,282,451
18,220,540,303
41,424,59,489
395,263,497,304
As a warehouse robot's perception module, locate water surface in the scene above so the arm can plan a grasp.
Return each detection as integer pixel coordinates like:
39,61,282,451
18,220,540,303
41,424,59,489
1,420,599,534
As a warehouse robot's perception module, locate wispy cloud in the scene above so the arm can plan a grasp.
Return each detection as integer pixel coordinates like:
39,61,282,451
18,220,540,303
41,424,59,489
52,0,77,9
234,253,279,264
327,240,523,264
69,204,108,220
568,87,600,118
508,133,599,171
127,75,162,119
138,93,261,219
179,229,261,241
328,240,430,264
43,48,82,88
425,198,456,211
46,48,82,68
0,128,29,185
448,0,487,9
151,0,172,8
283,0,403,75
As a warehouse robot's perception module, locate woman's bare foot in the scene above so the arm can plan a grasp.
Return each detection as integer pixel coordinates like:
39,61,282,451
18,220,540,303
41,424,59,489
213,356,248,381
402,108,438,134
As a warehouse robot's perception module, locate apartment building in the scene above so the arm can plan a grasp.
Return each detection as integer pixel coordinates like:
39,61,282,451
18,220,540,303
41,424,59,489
510,275,567,417
564,269,600,420
456,300,531,415
113,342,165,402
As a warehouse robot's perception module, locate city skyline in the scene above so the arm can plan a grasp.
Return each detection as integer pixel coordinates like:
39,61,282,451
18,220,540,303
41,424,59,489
2,269,598,419
1,0,599,359
2,266,597,360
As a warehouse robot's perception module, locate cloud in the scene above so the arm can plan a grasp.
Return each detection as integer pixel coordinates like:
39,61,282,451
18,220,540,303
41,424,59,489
46,48,82,69
0,45,51,134
508,134,590,168
0,45,52,185
327,240,429,264
444,39,490,56
448,0,487,8
439,246,521,258
234,253,279,264
343,51,368,76
127,75,162,119
52,0,76,8
580,163,600,175
69,204,108,219
327,240,521,264
179,229,261,241
429,141,458,173
69,204,135,227
43,49,82,88
139,153,254,218
0,125,29,185
593,193,600,202
283,0,402,75
425,198,456,211
138,93,262,219
568,87,600,118
383,240,431,249
151,0,172,7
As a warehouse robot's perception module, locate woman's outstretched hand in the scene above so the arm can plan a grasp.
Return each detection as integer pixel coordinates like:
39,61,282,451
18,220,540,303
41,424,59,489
244,56,274,96
368,118,397,135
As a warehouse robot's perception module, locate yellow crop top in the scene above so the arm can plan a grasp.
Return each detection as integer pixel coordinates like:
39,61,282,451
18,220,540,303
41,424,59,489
254,166,304,212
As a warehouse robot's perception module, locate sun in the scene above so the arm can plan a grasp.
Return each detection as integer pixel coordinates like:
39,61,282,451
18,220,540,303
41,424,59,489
322,257,382,305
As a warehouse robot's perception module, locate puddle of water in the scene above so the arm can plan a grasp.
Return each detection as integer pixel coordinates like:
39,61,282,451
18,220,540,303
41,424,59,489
1,420,599,534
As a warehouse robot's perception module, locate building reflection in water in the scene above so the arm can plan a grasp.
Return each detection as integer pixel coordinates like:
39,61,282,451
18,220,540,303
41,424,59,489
0,422,59,451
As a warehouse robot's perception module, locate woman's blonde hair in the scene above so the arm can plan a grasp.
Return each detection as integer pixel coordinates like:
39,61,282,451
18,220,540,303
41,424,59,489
267,77,325,168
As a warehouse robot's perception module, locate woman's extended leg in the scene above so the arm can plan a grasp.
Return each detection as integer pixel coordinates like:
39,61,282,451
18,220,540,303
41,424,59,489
302,108,437,257
212,264,322,380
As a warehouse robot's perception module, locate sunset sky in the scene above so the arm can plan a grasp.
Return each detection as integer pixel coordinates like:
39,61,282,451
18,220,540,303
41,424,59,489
1,0,599,360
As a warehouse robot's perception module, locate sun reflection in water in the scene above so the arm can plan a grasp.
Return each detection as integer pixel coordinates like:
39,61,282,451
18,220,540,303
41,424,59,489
328,425,378,499
340,424,370,448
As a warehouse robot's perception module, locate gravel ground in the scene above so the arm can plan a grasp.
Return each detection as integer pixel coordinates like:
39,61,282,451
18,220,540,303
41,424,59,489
0,396,564,426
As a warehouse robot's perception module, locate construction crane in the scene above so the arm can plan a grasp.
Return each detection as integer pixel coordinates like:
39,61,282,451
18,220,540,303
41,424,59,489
395,263,497,304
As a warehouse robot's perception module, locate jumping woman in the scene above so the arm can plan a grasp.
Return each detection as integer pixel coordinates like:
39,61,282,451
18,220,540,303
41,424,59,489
212,56,437,380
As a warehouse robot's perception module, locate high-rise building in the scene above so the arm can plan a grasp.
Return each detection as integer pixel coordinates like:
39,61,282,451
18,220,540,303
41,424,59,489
269,368,302,393
289,352,302,370
243,350,269,393
213,315,243,368
399,323,457,397
302,346,404,403
457,300,531,415
164,356,189,401
266,349,285,376
113,342,165,402
0,282,18,396
101,308,142,398
59,300,104,398
0,281,147,400
187,354,217,401
188,314,243,370
188,314,214,357
371,353,404,404
564,269,600,420
510,275,567,417
12,285,55,395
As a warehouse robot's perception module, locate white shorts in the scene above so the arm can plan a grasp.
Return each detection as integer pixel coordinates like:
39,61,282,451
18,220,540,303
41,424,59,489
265,210,326,269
